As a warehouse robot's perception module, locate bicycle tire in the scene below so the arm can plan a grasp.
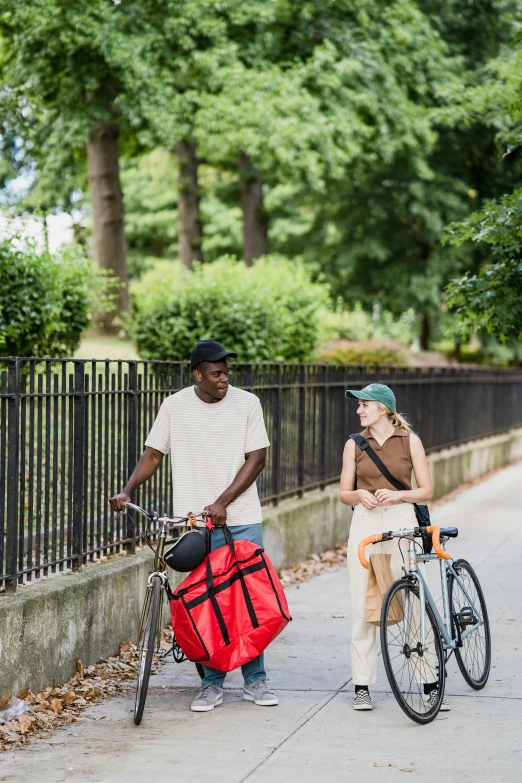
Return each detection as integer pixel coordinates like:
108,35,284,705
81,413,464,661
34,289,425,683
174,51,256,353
134,577,162,725
381,578,446,725
449,559,491,690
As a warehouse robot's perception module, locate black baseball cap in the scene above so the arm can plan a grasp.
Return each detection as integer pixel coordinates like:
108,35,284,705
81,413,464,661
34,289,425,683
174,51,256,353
190,340,238,371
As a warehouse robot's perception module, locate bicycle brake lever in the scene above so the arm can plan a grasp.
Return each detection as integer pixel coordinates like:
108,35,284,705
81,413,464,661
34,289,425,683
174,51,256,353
379,531,393,542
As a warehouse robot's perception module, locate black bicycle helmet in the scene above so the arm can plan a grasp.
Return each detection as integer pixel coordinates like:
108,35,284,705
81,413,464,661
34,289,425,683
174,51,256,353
164,528,207,572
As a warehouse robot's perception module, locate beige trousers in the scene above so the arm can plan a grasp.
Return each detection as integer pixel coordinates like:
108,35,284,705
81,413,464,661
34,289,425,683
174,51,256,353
347,502,426,686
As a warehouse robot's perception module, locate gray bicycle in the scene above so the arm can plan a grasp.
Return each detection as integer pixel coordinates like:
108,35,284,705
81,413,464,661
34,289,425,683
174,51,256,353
358,524,491,724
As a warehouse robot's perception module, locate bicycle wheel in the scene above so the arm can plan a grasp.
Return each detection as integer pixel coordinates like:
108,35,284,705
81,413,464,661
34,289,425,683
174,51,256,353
381,579,446,725
134,576,162,725
449,559,491,690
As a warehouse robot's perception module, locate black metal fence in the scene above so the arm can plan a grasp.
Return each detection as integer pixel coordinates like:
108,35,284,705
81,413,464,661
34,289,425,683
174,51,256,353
2,357,522,592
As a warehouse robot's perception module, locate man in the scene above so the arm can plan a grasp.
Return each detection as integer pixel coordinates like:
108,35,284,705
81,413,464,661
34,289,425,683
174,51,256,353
109,339,277,712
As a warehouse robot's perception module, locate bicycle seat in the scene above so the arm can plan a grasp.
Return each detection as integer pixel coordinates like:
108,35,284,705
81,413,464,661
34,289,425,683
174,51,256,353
439,527,458,538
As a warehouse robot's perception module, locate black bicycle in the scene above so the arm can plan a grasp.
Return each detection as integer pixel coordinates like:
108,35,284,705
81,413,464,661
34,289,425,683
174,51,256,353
123,502,207,725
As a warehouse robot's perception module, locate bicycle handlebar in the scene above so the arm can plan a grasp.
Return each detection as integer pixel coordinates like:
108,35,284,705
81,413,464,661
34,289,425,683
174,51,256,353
123,502,207,527
357,526,451,569
358,533,383,569
426,526,451,562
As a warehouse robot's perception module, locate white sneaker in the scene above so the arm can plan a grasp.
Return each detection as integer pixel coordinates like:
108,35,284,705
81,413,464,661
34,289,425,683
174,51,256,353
190,684,224,712
243,679,279,706
425,689,451,711
353,689,373,710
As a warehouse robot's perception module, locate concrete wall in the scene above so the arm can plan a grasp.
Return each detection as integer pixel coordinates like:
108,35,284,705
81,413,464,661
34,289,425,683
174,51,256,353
427,427,522,498
1,427,521,696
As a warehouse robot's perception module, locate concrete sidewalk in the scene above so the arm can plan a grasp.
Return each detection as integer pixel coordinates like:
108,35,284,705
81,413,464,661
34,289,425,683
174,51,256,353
2,463,521,782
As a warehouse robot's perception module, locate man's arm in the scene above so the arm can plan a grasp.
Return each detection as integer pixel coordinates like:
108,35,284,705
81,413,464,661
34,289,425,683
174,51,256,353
109,447,165,511
205,448,266,526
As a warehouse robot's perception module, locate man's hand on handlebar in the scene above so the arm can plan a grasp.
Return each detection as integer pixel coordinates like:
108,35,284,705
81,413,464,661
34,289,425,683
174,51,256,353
109,491,131,512
204,499,227,527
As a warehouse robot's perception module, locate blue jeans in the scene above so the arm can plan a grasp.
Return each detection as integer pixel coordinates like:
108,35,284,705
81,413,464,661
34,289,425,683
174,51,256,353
200,523,267,688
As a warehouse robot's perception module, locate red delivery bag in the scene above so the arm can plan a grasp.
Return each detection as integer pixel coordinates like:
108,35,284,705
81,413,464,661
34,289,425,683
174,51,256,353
170,524,291,672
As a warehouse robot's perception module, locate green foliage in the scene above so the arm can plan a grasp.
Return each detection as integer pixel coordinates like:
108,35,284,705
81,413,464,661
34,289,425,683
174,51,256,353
319,343,410,367
320,303,418,345
0,237,116,357
3,0,522,357
444,189,522,341
438,337,522,366
121,150,178,272
129,256,330,361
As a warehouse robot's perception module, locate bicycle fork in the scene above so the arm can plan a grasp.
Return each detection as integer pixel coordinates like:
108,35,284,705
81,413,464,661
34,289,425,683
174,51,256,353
406,540,427,652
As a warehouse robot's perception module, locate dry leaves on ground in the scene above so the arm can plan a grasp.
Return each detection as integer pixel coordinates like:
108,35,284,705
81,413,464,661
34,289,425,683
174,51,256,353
279,542,347,586
0,633,169,754
0,628,176,753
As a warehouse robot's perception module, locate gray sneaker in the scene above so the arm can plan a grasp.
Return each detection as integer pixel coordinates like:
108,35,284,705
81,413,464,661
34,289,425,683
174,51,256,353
190,684,224,712
243,679,279,706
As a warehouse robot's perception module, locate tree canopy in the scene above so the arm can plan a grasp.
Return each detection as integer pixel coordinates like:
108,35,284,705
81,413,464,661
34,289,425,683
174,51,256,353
1,0,522,355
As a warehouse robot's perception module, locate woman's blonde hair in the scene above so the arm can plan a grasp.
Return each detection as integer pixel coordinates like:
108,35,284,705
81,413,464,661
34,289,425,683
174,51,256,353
374,401,412,432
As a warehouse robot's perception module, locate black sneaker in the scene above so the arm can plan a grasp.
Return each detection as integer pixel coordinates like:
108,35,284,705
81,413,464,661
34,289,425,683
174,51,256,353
353,689,373,711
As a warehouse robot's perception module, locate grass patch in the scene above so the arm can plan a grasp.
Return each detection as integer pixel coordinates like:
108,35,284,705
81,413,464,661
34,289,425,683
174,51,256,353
74,335,139,361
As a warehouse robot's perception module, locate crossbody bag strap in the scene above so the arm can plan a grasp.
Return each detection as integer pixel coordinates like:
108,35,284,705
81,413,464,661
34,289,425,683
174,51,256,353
349,433,408,492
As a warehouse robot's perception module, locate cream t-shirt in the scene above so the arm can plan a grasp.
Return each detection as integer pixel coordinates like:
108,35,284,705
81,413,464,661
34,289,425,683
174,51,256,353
145,385,270,525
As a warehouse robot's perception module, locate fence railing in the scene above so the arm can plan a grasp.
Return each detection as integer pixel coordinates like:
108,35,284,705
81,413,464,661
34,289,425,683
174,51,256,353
2,357,522,591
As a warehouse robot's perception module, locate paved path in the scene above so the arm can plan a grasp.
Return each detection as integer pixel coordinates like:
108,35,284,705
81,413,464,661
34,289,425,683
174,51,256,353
2,463,522,782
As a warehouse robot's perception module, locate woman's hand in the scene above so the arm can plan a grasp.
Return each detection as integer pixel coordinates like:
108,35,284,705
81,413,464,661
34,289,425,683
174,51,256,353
357,489,380,510
374,488,404,505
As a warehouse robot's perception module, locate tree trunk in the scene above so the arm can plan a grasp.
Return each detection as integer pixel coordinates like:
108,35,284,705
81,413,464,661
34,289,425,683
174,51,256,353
175,139,203,269
238,151,268,265
420,312,431,351
87,121,128,334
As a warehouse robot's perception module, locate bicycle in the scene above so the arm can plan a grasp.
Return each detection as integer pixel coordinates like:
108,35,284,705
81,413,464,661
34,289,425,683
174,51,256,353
358,524,491,725
122,502,208,725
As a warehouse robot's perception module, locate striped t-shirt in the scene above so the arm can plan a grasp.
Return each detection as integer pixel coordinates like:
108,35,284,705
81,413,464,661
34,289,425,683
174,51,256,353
145,385,270,526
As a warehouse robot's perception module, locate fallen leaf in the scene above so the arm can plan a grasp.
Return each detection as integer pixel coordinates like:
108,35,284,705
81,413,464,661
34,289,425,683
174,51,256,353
16,687,31,700
62,692,77,707
17,714,35,735
49,698,62,713
0,693,11,711
400,769,414,773
374,762,395,768
93,716,106,721
76,660,84,679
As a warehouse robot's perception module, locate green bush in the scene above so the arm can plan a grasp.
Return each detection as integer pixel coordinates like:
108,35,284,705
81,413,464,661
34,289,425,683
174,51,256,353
320,302,418,345
0,237,115,357
320,343,410,366
128,255,330,361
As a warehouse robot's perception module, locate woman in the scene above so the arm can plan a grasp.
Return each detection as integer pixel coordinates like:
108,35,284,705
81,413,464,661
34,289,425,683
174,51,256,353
340,383,447,712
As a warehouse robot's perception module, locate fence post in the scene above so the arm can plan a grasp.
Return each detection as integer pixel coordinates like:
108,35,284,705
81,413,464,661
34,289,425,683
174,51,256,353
72,361,85,571
297,365,306,497
5,358,20,592
271,364,282,504
320,365,327,490
126,361,137,554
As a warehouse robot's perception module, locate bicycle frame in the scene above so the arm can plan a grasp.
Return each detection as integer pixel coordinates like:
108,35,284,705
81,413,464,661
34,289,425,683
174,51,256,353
128,502,188,659
406,539,485,652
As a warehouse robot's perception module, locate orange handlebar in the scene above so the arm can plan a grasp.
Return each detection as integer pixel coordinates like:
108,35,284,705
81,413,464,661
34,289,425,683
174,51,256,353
357,526,451,568
426,526,451,560
358,533,383,569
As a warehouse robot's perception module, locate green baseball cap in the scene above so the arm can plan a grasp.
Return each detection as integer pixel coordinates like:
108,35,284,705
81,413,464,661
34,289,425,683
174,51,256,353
345,383,396,414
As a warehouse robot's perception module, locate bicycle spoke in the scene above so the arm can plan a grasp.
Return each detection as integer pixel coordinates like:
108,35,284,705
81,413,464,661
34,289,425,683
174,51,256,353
450,561,491,689
381,581,445,724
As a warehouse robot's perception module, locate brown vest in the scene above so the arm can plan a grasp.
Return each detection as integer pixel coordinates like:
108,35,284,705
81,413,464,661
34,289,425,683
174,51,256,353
354,428,412,493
